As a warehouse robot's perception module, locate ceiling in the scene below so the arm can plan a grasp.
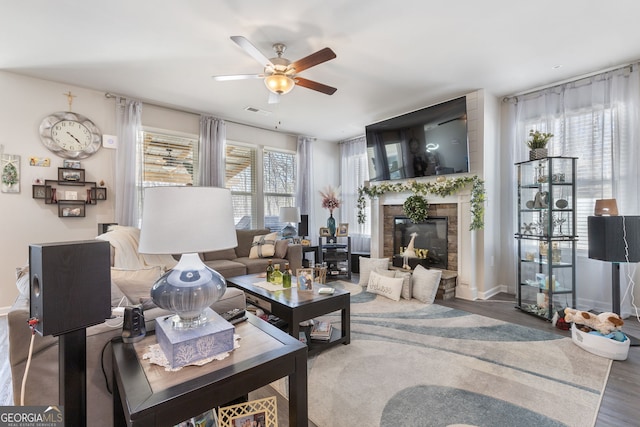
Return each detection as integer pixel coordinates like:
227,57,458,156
3,1,640,142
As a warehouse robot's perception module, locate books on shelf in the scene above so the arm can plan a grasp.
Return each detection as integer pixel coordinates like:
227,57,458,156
310,320,332,341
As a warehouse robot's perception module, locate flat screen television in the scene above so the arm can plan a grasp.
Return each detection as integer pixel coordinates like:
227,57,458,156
365,96,469,181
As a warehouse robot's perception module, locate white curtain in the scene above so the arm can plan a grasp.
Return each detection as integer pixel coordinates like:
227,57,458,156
339,136,371,253
296,136,315,239
115,97,142,227
198,115,226,187
503,64,640,317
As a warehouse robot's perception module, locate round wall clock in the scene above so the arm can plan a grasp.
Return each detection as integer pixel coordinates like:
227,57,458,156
39,111,102,159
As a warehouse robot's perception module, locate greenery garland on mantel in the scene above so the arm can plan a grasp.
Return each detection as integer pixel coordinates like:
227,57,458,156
357,175,486,230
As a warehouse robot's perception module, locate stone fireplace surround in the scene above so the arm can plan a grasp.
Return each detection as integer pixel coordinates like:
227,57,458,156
384,204,458,272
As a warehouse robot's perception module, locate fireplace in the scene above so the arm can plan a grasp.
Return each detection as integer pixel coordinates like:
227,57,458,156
393,216,448,270
382,203,458,272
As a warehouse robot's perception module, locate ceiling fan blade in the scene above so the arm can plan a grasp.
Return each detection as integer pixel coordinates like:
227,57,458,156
295,77,337,95
212,74,263,81
230,36,274,68
268,92,280,104
290,47,336,73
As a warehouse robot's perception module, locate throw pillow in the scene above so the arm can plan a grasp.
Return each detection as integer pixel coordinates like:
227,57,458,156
275,239,289,259
374,267,396,278
366,270,404,301
249,232,278,259
411,264,442,303
110,266,163,306
395,270,413,300
358,257,390,286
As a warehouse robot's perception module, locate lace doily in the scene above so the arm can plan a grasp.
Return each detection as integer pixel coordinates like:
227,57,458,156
143,334,241,371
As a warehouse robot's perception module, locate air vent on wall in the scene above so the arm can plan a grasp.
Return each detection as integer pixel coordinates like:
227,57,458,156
244,106,272,116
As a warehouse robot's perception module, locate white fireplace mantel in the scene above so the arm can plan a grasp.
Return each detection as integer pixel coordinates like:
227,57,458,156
369,185,481,300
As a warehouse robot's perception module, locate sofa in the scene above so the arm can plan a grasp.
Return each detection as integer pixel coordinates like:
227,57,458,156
6,226,301,426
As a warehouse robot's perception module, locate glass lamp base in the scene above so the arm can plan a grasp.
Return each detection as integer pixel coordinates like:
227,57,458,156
151,253,226,329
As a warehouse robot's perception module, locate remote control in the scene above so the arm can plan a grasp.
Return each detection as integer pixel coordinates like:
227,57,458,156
221,308,246,322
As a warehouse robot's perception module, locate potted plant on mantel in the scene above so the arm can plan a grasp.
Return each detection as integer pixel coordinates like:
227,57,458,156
527,129,553,160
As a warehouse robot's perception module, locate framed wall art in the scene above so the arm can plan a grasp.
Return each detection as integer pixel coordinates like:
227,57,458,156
1,153,20,193
218,396,277,427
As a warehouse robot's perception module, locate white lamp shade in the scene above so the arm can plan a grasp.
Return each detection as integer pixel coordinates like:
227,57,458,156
279,206,301,223
138,186,238,255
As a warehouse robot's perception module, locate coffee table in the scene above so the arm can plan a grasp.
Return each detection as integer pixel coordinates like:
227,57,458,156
111,314,308,426
227,273,350,356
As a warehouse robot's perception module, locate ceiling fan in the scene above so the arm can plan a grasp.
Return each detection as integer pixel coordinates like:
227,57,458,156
213,36,337,103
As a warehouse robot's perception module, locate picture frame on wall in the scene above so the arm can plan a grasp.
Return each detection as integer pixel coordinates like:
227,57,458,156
337,223,349,236
58,167,85,184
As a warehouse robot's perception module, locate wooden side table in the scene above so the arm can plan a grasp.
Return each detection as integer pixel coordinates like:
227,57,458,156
112,314,308,426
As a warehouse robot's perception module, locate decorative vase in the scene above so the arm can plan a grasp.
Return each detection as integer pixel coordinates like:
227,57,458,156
530,148,548,160
327,213,336,237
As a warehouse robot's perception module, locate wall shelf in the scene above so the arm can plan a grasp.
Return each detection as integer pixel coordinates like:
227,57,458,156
33,168,107,217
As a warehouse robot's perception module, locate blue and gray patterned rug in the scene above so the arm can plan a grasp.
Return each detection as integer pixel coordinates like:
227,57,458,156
302,281,611,427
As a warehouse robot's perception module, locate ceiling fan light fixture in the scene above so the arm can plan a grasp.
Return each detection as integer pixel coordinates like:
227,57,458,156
264,73,295,95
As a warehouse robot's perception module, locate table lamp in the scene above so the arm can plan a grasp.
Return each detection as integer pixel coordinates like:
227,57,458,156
138,186,239,367
279,206,301,238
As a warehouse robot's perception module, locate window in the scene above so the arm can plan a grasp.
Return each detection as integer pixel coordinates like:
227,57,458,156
225,143,296,230
141,130,198,187
263,149,296,231
226,144,257,229
524,109,615,250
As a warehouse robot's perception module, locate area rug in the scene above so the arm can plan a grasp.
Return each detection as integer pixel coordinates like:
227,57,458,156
287,281,612,427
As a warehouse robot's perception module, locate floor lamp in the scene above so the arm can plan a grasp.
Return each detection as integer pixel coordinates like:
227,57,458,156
588,216,640,345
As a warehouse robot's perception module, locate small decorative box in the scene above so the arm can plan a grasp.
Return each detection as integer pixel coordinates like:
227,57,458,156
155,308,235,369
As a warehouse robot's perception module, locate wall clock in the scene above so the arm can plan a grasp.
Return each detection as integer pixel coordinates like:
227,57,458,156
39,111,102,159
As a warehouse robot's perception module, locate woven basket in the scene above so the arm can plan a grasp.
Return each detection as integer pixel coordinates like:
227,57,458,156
529,148,548,160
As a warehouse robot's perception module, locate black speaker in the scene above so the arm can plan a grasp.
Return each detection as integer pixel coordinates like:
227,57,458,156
588,216,640,263
298,214,309,237
29,240,111,336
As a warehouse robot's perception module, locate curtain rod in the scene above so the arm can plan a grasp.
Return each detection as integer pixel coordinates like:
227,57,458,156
104,92,303,138
503,60,639,102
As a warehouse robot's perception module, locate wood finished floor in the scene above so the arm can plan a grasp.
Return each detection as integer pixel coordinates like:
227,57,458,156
251,278,640,427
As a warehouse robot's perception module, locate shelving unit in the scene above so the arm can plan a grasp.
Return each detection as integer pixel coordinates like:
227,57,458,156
32,168,107,217
515,156,577,320
318,236,351,280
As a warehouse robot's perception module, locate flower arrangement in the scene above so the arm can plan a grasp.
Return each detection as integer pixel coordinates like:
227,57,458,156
357,175,485,230
527,129,553,149
319,185,341,214
403,194,429,223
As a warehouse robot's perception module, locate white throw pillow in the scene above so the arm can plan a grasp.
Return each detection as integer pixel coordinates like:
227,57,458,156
358,257,389,286
411,264,442,303
395,270,413,300
366,270,404,301
249,232,278,259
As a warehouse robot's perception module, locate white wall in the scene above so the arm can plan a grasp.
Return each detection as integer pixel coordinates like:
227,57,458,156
0,71,117,309
0,70,340,310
